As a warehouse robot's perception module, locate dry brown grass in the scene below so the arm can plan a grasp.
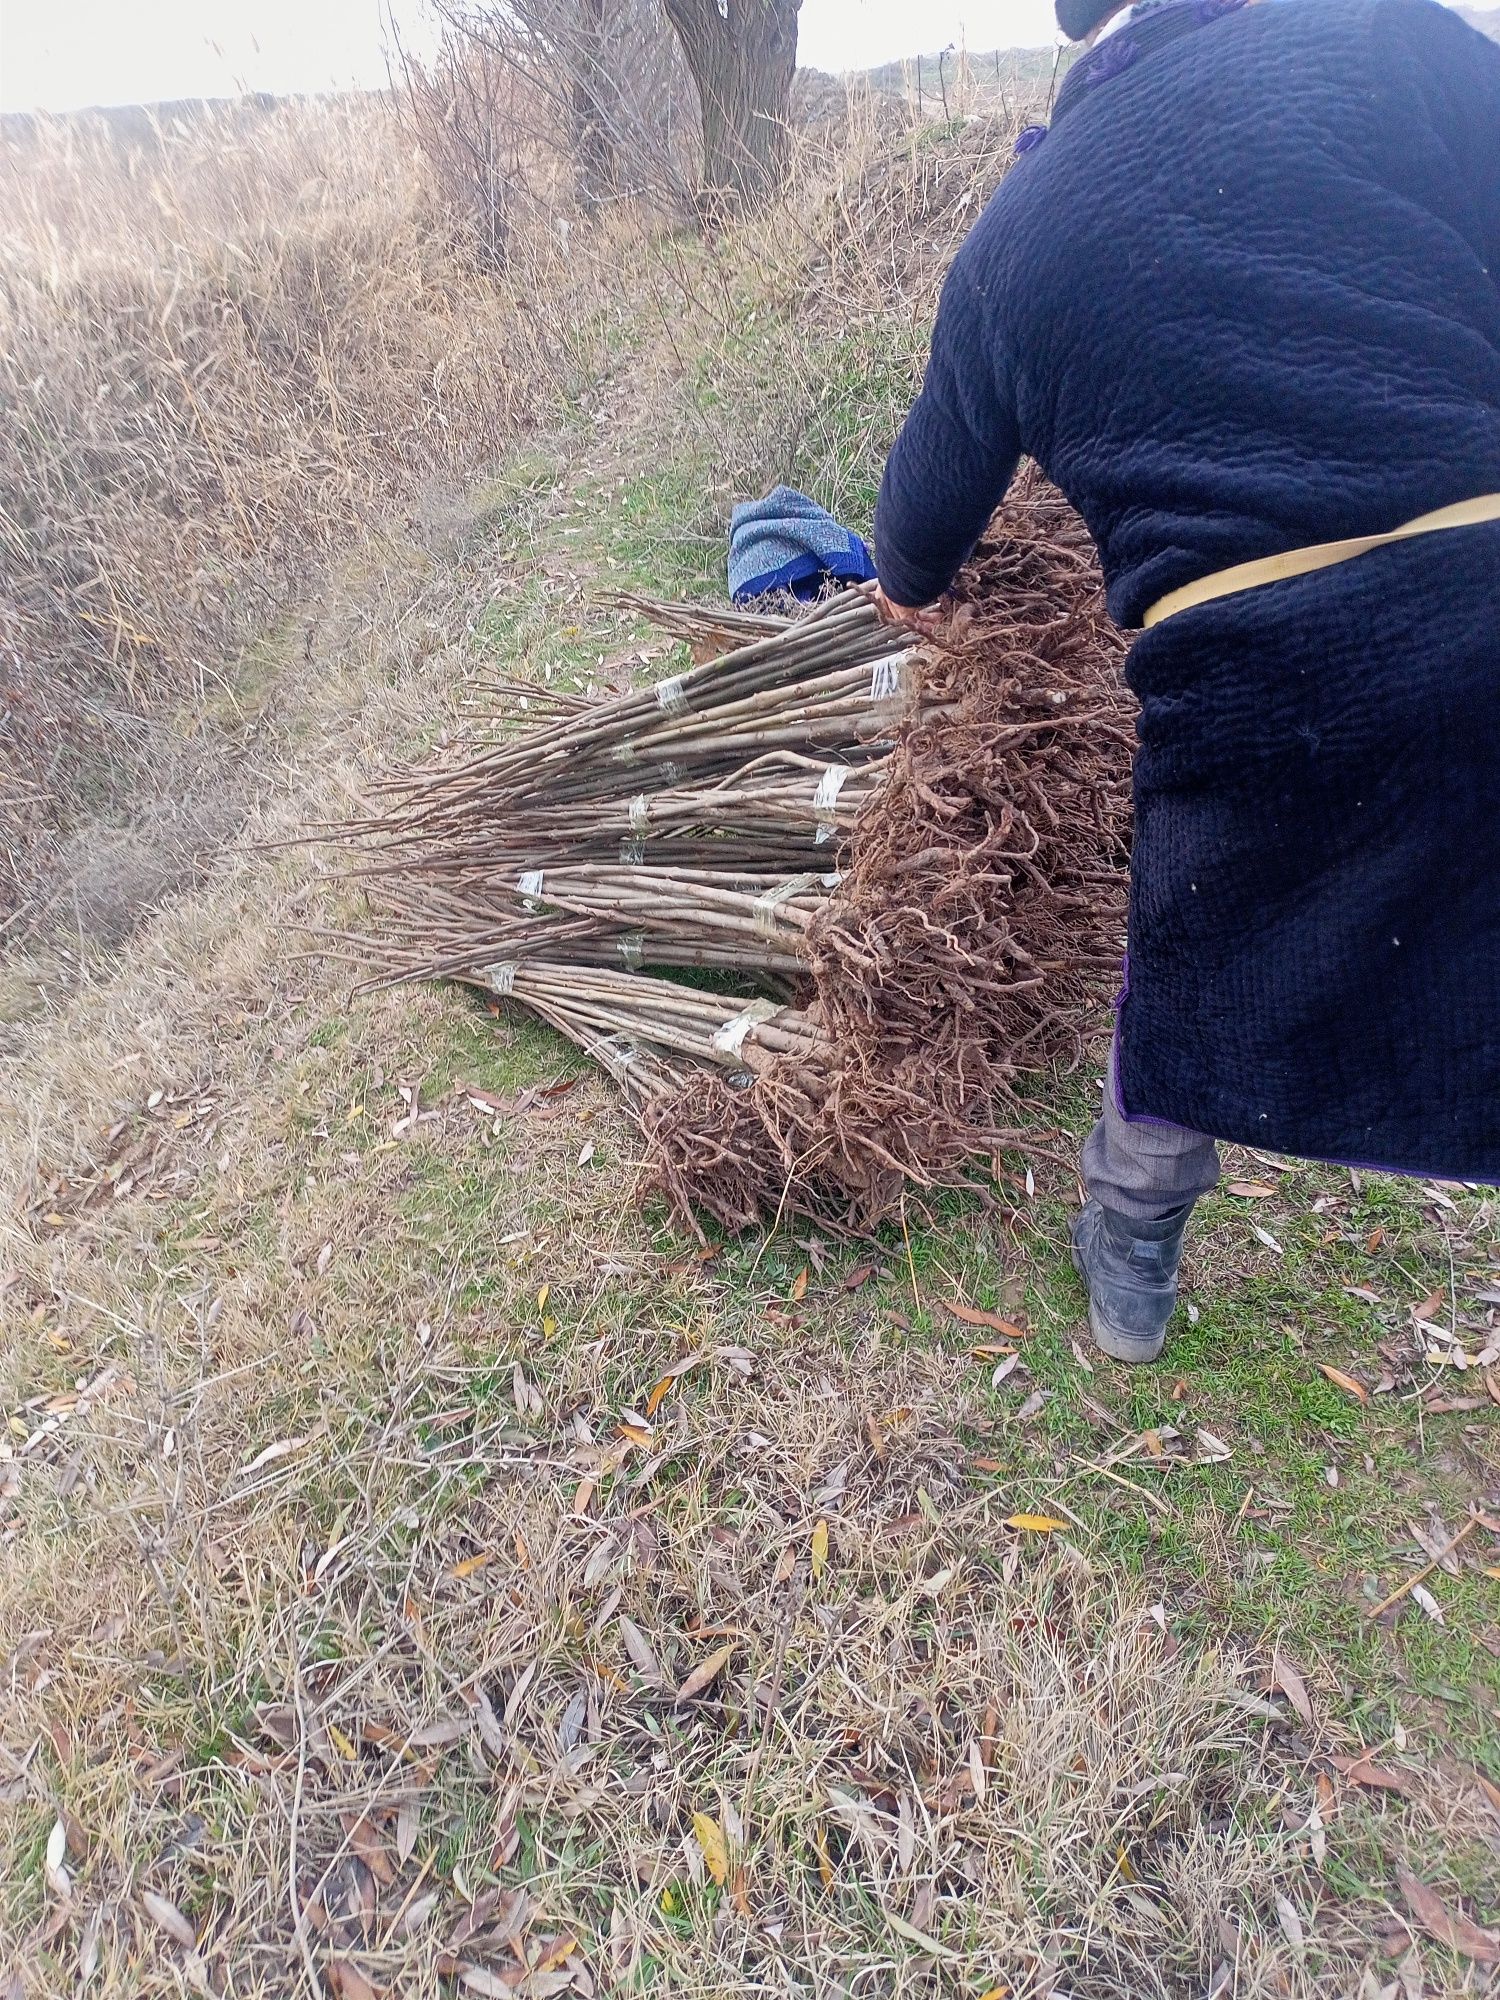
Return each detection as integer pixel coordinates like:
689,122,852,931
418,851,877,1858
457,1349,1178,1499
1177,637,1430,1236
0,92,630,911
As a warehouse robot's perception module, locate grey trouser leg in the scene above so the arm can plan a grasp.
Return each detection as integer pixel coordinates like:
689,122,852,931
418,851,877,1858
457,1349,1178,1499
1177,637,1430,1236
1081,1041,1221,1222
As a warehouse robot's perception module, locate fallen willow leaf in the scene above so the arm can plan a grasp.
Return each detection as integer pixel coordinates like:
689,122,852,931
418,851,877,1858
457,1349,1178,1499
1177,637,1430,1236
1396,1864,1500,1963
239,1432,312,1477
1195,1429,1232,1462
78,1906,102,1982
789,1267,809,1303
140,1889,196,1949
1251,1225,1284,1255
1004,1513,1066,1534
450,1551,492,1579
1270,1655,1314,1726
1015,1389,1050,1421
43,1818,69,1899
326,1722,358,1762
1409,1583,1445,1625
644,1375,676,1419
407,1715,467,1747
1226,1180,1277,1199
460,1970,519,1997
1275,1895,1305,1953
1328,1753,1417,1797
535,1936,578,1975
1306,1795,1326,1868
811,1518,829,1578
883,1909,960,1962
1317,1362,1369,1404
401,1890,441,1937
326,1963,381,2000
948,1300,1026,1337
692,1811,730,1886
618,1617,663,1687
675,1641,734,1704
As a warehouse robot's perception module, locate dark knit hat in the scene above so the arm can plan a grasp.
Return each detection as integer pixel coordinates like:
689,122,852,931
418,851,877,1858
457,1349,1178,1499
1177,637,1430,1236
1056,0,1126,38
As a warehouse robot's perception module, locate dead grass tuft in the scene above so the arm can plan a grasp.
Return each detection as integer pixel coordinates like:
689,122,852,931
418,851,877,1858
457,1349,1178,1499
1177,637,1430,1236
0,94,631,908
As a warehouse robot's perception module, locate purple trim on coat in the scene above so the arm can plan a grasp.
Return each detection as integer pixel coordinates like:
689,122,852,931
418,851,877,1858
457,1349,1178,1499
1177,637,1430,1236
1110,962,1198,1132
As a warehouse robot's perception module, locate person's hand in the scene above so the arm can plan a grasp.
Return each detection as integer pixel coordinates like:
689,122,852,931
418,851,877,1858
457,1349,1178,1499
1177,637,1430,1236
870,583,949,637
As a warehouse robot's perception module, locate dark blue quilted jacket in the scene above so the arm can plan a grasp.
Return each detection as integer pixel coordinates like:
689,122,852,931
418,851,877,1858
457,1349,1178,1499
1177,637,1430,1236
876,0,1500,1174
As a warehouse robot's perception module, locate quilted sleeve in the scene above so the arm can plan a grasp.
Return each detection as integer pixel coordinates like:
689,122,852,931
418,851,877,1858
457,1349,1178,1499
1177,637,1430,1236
873,259,1023,608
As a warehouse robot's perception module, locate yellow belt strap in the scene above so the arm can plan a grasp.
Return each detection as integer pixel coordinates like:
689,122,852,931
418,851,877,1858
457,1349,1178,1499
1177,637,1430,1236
1141,491,1500,630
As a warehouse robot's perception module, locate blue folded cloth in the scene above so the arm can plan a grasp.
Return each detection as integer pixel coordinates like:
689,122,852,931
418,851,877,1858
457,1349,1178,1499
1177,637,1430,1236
728,486,876,603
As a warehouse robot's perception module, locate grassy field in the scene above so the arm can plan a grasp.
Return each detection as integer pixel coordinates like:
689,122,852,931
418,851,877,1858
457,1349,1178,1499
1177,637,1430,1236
2,106,1498,2000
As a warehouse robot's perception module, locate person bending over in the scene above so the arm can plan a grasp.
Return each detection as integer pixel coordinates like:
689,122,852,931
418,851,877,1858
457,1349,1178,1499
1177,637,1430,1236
874,0,1500,1361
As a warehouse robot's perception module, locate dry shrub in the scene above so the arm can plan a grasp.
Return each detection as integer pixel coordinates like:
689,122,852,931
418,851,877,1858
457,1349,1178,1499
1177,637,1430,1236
627,99,1045,540
0,94,628,902
810,106,1026,306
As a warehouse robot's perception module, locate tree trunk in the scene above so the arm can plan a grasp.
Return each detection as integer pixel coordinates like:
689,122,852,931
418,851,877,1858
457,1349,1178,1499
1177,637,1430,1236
660,0,801,213
572,0,616,212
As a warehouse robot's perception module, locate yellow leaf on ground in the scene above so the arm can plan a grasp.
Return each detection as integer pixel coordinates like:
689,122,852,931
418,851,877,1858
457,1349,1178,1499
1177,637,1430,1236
789,1266,809,1302
1004,1513,1067,1533
884,1909,960,1961
692,1811,729,1885
536,1934,577,1972
676,1640,735,1704
948,1300,1026,1337
326,1722,359,1761
645,1375,676,1419
812,1822,833,1889
541,1315,557,1339
811,1518,829,1578
537,1283,550,1314
450,1552,492,1579
1317,1362,1369,1404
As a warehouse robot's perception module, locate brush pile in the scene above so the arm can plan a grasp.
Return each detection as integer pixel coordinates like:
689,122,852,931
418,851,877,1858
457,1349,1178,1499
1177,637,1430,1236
336,474,1136,1232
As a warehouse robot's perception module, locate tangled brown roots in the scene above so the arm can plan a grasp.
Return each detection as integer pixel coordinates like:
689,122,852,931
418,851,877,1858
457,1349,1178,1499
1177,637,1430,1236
640,474,1137,1233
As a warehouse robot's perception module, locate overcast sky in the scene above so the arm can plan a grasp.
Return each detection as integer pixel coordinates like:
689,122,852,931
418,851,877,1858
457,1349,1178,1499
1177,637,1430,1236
0,0,1065,113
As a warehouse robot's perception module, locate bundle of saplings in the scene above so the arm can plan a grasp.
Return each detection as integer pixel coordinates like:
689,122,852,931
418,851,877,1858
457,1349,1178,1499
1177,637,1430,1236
330,473,1135,1231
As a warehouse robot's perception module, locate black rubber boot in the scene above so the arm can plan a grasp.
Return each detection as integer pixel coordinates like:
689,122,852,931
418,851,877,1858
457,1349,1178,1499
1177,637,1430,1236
1070,1199,1193,1363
